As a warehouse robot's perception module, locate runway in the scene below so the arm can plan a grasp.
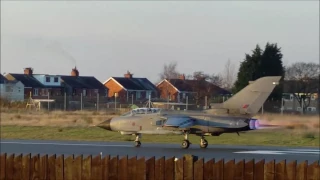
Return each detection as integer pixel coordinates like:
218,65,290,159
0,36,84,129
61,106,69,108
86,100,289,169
1,139,319,163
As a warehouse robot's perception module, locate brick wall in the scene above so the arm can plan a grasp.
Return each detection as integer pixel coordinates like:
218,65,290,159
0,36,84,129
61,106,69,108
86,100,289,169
157,80,179,101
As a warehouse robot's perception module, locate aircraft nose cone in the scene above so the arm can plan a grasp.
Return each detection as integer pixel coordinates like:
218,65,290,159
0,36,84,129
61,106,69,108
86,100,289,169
97,118,112,131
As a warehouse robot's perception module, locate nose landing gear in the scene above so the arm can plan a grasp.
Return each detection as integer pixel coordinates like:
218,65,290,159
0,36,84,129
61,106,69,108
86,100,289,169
134,134,141,147
200,136,208,148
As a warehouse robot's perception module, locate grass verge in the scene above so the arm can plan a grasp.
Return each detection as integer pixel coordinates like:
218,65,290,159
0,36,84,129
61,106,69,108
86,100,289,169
1,125,319,147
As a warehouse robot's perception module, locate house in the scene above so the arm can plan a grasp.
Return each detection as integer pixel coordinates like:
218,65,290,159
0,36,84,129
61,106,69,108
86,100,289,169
5,67,108,99
281,79,319,113
103,71,158,103
5,68,49,99
60,67,108,97
156,74,231,103
0,74,25,101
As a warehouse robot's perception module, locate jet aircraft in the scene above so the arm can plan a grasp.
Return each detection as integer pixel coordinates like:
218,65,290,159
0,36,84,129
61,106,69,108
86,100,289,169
97,76,281,149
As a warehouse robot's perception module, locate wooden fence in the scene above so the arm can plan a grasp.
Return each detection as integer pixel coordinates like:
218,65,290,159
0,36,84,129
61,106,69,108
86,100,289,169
0,153,319,180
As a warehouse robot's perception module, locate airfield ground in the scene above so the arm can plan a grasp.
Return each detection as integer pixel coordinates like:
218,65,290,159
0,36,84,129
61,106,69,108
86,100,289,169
0,109,319,147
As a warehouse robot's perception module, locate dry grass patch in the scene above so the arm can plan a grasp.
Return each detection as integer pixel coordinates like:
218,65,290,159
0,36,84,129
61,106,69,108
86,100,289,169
0,109,117,127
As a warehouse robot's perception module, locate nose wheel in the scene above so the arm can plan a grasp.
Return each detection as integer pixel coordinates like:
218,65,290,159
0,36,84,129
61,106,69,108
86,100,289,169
135,141,141,147
200,137,208,148
134,134,141,147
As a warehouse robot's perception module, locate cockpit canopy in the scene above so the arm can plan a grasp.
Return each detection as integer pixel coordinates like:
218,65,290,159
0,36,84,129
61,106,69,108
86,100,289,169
121,108,162,116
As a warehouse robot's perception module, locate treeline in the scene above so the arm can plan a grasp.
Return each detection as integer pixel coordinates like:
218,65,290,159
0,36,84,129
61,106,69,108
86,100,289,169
159,42,319,111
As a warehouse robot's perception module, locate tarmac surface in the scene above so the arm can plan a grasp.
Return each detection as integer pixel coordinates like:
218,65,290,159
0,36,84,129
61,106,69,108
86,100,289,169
1,139,319,163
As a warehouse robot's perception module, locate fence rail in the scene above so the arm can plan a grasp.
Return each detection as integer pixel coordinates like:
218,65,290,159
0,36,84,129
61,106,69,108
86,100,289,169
0,153,319,180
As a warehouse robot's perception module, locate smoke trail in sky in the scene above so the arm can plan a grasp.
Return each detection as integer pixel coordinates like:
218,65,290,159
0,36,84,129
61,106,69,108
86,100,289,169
44,41,77,67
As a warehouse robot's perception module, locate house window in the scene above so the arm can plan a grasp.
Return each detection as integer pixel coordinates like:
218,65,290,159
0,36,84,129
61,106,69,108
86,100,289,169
46,77,50,82
33,88,39,96
54,77,58,82
83,89,87,96
183,93,186,99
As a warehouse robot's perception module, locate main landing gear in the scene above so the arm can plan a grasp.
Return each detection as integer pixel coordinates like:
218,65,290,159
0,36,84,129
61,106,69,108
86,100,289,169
181,133,191,149
181,132,208,149
200,136,208,148
134,134,141,147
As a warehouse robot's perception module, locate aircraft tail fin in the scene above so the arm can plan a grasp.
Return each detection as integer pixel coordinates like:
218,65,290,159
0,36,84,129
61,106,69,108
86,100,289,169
221,76,282,115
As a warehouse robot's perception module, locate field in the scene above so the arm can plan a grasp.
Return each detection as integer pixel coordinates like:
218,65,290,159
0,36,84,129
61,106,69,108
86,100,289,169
0,108,319,147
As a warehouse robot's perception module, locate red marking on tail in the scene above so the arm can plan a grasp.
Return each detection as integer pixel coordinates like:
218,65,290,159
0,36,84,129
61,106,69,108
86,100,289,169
242,104,249,109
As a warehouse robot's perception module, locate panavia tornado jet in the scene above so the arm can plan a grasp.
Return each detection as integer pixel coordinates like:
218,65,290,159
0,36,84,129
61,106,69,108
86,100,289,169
97,76,281,149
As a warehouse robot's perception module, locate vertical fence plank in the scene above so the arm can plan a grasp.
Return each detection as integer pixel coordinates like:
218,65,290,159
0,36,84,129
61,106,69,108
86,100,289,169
155,156,165,180
224,159,235,180
312,161,320,180
285,160,297,180
64,155,74,180
136,157,146,180
275,160,286,180
102,155,110,180
13,154,22,180
128,156,137,180
21,154,31,180
92,155,102,180
47,155,56,180
183,155,194,180
193,158,204,180
6,154,14,180
296,160,307,180
82,155,91,180
0,153,6,180
40,154,48,180
174,157,184,180
307,161,320,180
204,159,214,180
55,155,64,180
244,160,254,180
254,159,265,180
31,154,41,180
234,159,245,180
108,156,118,180
73,155,82,180
146,157,155,180
264,159,275,180
118,155,128,180
165,157,174,180
213,159,224,180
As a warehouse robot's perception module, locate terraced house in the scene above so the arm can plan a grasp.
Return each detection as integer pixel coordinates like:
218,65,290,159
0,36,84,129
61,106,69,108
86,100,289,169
5,67,108,101
103,71,158,103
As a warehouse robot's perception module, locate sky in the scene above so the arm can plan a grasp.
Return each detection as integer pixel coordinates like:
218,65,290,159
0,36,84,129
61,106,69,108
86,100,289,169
1,1,319,84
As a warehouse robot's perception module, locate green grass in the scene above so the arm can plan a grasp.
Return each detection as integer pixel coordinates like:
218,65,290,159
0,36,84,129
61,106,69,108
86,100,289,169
1,125,319,147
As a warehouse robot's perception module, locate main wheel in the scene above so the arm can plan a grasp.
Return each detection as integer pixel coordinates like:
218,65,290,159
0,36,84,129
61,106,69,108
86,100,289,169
181,140,190,149
200,139,208,148
134,141,141,147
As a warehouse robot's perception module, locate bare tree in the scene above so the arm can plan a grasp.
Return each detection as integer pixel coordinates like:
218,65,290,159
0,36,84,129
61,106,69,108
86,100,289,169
221,59,236,90
285,62,320,112
208,73,223,87
159,61,180,80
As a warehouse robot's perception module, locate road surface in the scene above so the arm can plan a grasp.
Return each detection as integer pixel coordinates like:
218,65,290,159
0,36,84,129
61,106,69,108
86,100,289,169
1,139,319,163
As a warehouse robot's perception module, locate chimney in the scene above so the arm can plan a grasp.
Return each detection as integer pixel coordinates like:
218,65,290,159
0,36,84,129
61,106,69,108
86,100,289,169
124,70,133,78
71,66,79,76
24,67,33,75
179,74,185,80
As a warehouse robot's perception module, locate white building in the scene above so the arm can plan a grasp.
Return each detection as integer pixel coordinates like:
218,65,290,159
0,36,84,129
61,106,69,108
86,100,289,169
0,75,25,101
